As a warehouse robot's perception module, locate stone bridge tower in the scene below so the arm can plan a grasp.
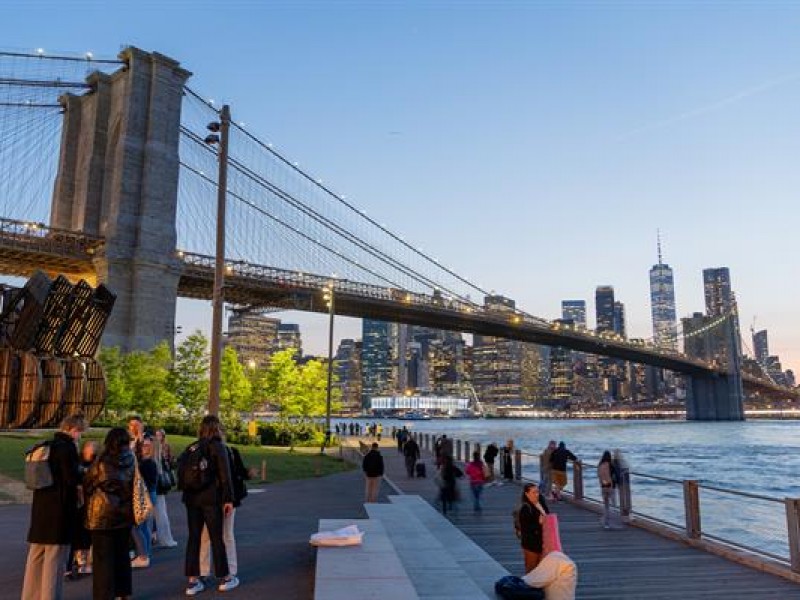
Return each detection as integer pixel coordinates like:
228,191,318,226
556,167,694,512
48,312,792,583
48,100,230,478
50,47,191,351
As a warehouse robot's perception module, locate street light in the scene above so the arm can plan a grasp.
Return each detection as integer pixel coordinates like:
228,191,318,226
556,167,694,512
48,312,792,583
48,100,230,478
321,282,335,453
206,104,231,416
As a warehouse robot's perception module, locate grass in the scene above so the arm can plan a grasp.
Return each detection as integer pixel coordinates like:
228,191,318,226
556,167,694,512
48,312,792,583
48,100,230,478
0,430,353,485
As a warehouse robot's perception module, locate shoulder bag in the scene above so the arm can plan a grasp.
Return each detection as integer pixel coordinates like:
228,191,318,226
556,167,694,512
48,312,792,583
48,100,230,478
133,457,154,525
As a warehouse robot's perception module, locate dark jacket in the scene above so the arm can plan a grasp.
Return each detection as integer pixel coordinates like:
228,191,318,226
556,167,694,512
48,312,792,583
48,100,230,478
483,443,499,464
229,446,250,508
519,495,550,552
403,438,420,460
83,449,136,531
550,447,577,472
27,432,81,544
139,458,158,493
362,449,384,477
182,437,235,508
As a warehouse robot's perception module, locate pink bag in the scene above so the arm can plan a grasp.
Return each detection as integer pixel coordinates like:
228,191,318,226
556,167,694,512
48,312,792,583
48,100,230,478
541,513,562,556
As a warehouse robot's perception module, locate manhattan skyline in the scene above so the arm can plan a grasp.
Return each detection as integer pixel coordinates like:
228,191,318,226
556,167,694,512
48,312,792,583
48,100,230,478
3,2,799,374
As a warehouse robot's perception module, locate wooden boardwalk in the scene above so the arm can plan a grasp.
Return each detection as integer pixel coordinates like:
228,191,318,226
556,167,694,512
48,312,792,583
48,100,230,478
369,440,800,600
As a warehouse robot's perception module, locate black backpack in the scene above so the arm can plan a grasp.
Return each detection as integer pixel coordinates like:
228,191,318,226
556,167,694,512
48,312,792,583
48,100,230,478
177,440,213,492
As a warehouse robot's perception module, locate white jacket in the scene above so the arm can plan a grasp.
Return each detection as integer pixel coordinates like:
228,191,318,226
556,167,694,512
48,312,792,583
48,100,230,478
522,551,577,600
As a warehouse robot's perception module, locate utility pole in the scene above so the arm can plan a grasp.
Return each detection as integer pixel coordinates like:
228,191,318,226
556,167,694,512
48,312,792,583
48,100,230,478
208,104,231,416
322,283,335,452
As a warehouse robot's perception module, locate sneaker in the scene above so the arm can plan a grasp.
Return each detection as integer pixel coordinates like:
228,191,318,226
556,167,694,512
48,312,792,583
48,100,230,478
156,541,178,548
218,576,240,592
78,565,93,575
131,556,150,569
186,579,205,596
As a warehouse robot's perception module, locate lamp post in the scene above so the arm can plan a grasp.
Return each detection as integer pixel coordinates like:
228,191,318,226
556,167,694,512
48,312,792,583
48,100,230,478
207,104,231,416
322,282,335,453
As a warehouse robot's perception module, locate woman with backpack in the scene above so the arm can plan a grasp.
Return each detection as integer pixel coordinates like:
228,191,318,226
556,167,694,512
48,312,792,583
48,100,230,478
83,427,136,600
180,415,238,596
199,443,250,583
597,450,614,529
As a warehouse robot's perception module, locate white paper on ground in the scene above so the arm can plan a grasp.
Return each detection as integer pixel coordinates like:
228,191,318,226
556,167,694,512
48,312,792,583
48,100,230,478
309,525,364,547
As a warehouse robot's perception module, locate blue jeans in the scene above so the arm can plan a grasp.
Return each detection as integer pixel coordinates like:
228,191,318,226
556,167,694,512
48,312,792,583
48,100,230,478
132,490,157,558
470,484,483,511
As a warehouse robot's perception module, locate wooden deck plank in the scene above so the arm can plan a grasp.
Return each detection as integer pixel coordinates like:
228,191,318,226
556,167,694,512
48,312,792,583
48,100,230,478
371,442,800,599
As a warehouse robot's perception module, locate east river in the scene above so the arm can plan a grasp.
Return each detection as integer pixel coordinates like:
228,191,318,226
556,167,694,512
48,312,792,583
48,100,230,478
337,418,800,560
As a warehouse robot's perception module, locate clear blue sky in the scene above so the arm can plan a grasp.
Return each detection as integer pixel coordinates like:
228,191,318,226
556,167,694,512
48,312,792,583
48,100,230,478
5,1,799,375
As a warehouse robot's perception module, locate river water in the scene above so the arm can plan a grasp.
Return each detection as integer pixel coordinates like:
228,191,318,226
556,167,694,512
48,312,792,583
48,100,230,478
337,418,800,560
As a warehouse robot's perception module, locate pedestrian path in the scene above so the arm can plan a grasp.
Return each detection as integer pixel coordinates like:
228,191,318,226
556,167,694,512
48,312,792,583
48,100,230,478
371,438,800,599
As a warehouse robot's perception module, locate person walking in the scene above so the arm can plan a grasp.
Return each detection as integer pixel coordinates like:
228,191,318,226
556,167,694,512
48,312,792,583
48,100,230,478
403,434,420,478
540,441,557,500
483,442,499,485
464,452,486,513
438,455,462,516
199,444,250,586
152,434,177,548
83,427,136,600
501,439,515,481
362,443,384,502
181,415,238,596
597,450,614,529
21,413,85,600
517,482,550,572
550,442,578,501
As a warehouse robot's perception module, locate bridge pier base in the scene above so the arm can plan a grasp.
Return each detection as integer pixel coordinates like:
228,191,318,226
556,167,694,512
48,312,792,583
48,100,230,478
686,372,745,421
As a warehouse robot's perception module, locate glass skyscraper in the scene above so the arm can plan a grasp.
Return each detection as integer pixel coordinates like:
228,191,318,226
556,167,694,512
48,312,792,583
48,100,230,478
361,319,396,408
649,240,678,350
561,300,587,329
703,267,733,317
595,286,615,332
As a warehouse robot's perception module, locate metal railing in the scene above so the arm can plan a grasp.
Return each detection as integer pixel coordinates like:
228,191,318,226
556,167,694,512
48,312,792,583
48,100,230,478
412,432,800,573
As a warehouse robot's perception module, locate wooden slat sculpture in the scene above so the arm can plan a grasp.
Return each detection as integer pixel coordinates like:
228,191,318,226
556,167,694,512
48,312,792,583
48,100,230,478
0,271,116,428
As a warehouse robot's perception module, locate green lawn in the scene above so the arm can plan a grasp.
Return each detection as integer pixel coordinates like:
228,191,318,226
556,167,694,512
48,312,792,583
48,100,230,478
0,430,353,485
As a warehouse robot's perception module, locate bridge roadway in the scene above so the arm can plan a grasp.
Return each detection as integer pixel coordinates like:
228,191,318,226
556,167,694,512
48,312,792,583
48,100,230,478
375,440,800,599
0,219,792,399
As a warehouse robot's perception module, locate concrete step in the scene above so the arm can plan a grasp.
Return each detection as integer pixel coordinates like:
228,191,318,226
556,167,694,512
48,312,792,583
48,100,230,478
315,518,419,600
389,495,509,597
366,500,496,599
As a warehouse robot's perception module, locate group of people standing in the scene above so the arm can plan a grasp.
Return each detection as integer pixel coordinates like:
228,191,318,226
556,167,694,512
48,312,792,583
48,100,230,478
21,413,249,599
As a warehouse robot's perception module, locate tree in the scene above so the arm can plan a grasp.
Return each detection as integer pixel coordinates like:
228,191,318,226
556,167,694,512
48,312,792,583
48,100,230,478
220,346,253,413
262,348,301,417
295,358,341,418
170,330,209,416
99,346,132,413
120,342,177,420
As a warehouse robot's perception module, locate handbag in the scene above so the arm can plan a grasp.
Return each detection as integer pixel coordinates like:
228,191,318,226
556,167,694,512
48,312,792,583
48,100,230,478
494,575,545,600
541,513,562,556
133,458,154,525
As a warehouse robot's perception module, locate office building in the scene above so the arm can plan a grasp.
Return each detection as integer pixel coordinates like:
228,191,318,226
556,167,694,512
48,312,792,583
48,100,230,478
613,301,626,338
595,286,615,332
649,238,678,350
703,267,733,317
361,319,397,407
334,339,362,415
277,323,302,358
561,300,587,329
752,329,769,365
226,309,280,367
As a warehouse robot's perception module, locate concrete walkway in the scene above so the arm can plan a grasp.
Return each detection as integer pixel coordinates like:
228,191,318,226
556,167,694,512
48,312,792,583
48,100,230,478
0,461,383,600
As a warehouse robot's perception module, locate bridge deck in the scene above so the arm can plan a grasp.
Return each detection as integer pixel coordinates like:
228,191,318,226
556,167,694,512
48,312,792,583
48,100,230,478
375,441,800,599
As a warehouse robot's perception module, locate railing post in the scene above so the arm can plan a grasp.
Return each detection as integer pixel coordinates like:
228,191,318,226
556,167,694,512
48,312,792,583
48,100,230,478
464,441,470,462
514,449,522,481
785,498,800,572
573,460,584,501
619,468,632,520
456,439,462,461
683,480,701,539
474,442,481,459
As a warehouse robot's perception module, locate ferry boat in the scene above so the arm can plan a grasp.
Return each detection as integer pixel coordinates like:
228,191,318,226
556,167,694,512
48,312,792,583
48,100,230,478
398,410,432,421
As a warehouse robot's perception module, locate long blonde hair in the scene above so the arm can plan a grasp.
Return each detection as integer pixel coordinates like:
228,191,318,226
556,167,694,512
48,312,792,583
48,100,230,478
151,435,164,475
